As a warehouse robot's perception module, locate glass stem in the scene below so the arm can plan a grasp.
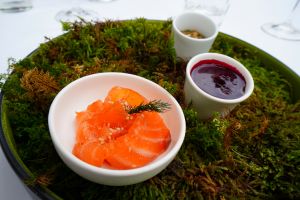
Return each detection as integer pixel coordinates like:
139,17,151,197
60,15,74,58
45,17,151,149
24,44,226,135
285,0,300,24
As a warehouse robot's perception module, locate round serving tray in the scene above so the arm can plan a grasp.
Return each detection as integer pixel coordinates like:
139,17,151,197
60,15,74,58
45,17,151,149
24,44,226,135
0,20,299,200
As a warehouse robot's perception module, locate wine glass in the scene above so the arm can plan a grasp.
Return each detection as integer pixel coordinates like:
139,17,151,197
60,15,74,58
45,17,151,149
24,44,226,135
55,7,100,23
54,0,105,23
261,0,300,41
55,0,118,23
0,0,32,13
184,0,231,27
89,0,117,2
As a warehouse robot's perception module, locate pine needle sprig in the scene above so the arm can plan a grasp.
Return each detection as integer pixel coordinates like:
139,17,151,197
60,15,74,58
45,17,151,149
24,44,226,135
127,100,171,114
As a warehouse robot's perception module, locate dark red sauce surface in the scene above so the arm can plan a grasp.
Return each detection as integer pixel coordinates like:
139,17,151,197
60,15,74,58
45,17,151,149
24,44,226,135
191,59,246,99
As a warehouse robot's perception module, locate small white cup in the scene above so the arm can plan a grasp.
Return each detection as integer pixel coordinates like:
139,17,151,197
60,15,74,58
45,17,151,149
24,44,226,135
184,53,254,120
172,11,218,61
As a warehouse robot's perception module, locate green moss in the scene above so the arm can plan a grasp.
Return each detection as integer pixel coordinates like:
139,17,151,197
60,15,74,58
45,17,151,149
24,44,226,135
1,19,300,199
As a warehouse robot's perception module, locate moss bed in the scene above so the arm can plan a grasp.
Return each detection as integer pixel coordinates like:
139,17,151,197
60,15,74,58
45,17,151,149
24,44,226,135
1,19,300,199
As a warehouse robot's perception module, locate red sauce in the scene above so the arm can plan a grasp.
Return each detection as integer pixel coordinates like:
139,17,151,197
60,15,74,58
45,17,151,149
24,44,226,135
191,59,246,99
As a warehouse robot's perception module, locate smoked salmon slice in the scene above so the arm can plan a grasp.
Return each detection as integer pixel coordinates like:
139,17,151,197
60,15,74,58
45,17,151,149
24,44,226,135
105,86,147,107
72,86,171,170
105,112,171,169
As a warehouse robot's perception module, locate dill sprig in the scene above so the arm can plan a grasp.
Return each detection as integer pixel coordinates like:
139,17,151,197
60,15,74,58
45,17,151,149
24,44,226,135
127,100,171,114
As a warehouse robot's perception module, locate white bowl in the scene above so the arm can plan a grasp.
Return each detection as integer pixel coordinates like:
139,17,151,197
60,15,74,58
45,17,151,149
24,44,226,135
48,72,186,186
184,53,254,120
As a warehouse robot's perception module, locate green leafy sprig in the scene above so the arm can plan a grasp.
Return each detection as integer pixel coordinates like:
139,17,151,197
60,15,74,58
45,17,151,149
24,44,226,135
127,100,171,114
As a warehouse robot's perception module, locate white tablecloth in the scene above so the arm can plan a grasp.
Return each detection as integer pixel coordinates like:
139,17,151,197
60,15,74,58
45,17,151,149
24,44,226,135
1,0,299,199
